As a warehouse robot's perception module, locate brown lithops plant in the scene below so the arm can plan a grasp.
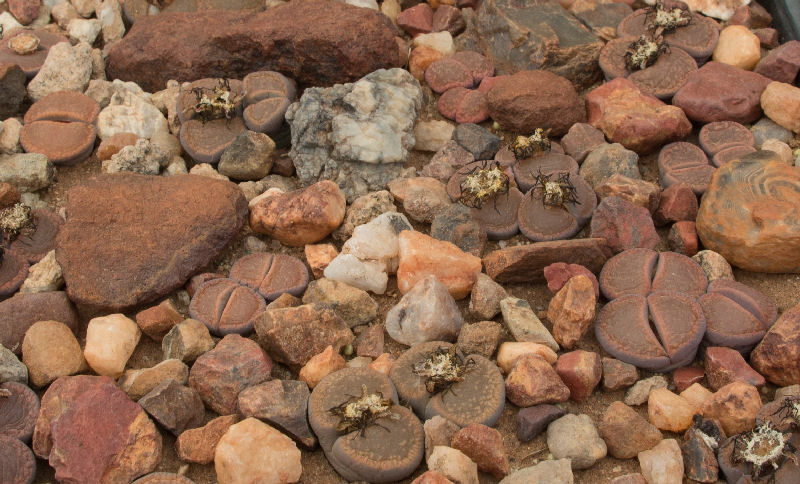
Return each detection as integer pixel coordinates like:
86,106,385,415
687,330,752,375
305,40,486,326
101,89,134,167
390,341,505,427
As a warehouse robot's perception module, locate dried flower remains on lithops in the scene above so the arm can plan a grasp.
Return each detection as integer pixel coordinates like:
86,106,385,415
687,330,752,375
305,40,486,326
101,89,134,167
328,384,397,437
645,0,691,35
530,170,581,210
458,160,510,210
0,203,34,243
773,395,800,430
625,35,670,71
412,346,475,394
731,421,797,480
511,128,551,159
191,78,240,123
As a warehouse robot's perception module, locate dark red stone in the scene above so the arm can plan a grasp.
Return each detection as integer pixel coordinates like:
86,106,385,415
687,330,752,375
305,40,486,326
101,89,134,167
237,379,316,449
0,434,35,484
431,5,465,36
753,28,779,49
424,57,475,93
229,252,309,301
703,346,765,391
0,381,39,443
754,40,800,84
437,87,489,124
138,380,205,436
653,183,698,226
698,121,754,156
543,262,600,299
516,404,565,442
667,221,699,256
106,0,400,93
397,3,433,36
554,350,602,402
0,292,78,355
590,196,658,254
0,249,29,298
601,357,639,391
672,366,704,392
8,0,39,25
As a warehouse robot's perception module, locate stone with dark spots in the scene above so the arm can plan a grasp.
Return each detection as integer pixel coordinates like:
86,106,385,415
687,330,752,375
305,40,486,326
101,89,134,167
672,62,771,124
188,334,272,415
424,57,475,94
138,380,204,436
450,424,509,478
516,404,565,442
429,204,487,258
237,379,316,449
555,350,602,402
174,414,237,465
483,238,612,284
0,292,78,355
432,5,465,36
55,173,247,311
543,262,600,299
106,0,400,93
681,418,720,483
0,64,27,119
397,3,433,36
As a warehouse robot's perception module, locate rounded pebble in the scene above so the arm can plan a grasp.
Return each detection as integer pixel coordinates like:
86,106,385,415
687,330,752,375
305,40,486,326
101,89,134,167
698,121,754,156
0,381,39,443
0,434,36,484
188,278,266,336
20,121,96,166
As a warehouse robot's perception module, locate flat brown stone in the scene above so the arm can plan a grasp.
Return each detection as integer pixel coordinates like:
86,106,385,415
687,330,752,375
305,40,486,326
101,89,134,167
517,190,579,242
483,238,612,284
0,31,69,78
229,253,309,301
657,141,715,195
20,121,96,166
188,278,266,336
24,91,100,124
698,121,754,156
707,279,777,328
55,173,248,311
0,434,36,484
650,251,707,298
700,292,765,351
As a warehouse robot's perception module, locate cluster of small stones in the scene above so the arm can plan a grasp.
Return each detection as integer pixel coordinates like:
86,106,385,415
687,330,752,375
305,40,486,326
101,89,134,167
1,0,800,484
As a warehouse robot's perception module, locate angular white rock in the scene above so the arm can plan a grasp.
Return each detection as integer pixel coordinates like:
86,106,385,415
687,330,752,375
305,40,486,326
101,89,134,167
324,253,388,295
341,211,412,273
638,438,684,484
96,88,168,140
20,250,64,293
66,18,102,44
83,313,141,378
215,417,302,484
413,32,456,56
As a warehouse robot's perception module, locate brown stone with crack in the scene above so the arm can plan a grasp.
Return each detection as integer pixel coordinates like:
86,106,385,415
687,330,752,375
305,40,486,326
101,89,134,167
24,91,100,125
698,121,754,156
0,291,79,356
21,121,96,166
229,253,309,301
188,278,266,336
657,141,715,195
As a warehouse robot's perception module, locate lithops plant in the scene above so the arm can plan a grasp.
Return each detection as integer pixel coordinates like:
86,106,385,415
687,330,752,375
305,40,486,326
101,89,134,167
389,341,505,427
308,367,423,483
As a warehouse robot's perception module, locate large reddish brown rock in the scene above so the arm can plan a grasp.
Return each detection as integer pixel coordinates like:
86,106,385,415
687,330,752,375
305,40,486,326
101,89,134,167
55,173,248,311
587,77,692,154
106,0,400,93
36,376,162,484
548,276,597,350
450,424,509,478
701,381,762,436
505,354,570,407
754,40,800,83
696,157,800,273
487,70,586,137
483,238,612,284
0,291,79,355
751,303,800,386
704,346,765,391
672,61,771,124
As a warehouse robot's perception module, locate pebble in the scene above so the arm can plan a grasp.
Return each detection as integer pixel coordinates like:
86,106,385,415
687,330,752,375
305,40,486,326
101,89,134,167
506,354,570,407
499,459,573,484
680,383,714,412
624,375,669,406
543,263,600,299
452,123,499,160
8,208,62,265
432,5,464,36
217,130,275,181
333,190,396,243
468,272,507,320
27,41,92,101
427,446,478,484
0,153,54,192
412,470,454,484
83,313,140,378
681,417,721,483
586,77,691,154
237,379,316,449
96,88,168,141
600,401,662,459
135,299,183,341
704,346,765,391
648,387,697,433
95,130,137,159
302,278,378,328
456,321,500,358
608,474,647,484
701,381,762,436
500,297,559,351
547,413,607,470
555,350,602,402
638,439,683,484
761,81,800,133
0,344,27,384
413,31,455,56
323,254,389,295
19,249,63,294
672,366,705,393
230,252,309,301
397,230,481,299
188,334,272,415
0,291,78,356
496,342,558,374
580,143,641,189
341,211,411,273
304,244,338,279
548,275,597,350
0,248,28,297
409,46,446,83
161,318,215,363
118,358,189,401
388,176,451,223
67,18,102,44
250,180,346,247
483,238,611,284
713,25,761,71
451,425,508,478
385,274,463,345
755,40,800,83
423,415,460,462
487,69,585,136
595,174,661,214
298,345,346,389
397,3,432,36
139,379,204,436
591,196,659,253
601,357,639,391
762,138,794,164
21,320,84,388
254,303,353,371
561,122,607,164
430,204,487,257
0,118,23,156
214,418,302,484
751,303,800,386
175,415,237,465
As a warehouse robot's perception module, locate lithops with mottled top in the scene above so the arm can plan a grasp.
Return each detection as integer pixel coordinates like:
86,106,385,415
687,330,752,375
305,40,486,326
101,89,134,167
389,341,505,427
308,367,423,483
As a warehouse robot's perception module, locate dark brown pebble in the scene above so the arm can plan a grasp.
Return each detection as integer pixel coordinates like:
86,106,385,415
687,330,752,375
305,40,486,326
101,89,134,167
243,97,291,134
700,292,766,352
188,278,266,336
0,249,29,298
469,186,522,240
0,434,35,484
229,253,309,301
0,381,39,443
698,121,754,156
9,209,63,264
707,279,777,328
517,191,579,242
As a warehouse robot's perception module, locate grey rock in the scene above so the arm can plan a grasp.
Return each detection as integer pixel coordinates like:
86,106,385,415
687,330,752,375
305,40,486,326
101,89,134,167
237,379,316,449
429,203,487,257
102,138,167,175
332,190,396,242
750,116,794,148
469,272,507,320
452,123,500,161
500,459,573,484
580,143,641,188
27,41,93,101
385,274,464,346
139,379,204,435
546,413,607,470
423,415,460,461
470,0,603,90
0,344,28,384
0,153,54,192
301,278,379,328
286,68,422,202
218,130,276,181
624,375,670,406
500,296,558,351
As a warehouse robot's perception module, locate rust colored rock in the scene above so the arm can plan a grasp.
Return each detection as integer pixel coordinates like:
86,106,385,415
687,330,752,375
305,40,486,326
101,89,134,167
555,350,602,402
106,0,400,93
96,133,140,161
136,300,183,341
543,262,599,299
24,91,100,125
0,183,21,209
412,471,454,484
56,173,248,311
599,401,662,459
483,238,612,284
586,77,692,155
432,5,465,36
8,209,62,265
230,253,309,301
250,180,346,247
0,291,78,355
601,357,638,391
751,303,800,386
590,196,659,254
437,87,489,124
653,183,698,226
236,379,316,449
253,303,353,371
185,273,224,299
180,117,246,165
667,221,699,256
397,3,433,36
0,249,28,298
487,70,585,137
505,354,570,407
704,346,765,391
701,381,762,436
594,174,661,214
548,275,597,350
8,0,39,25
450,424,509,478
188,334,272,415
409,46,445,82
672,366,704,393
672,61,771,124
138,380,204,436
175,415,237,465
696,157,800,273
617,9,719,61
754,40,800,84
